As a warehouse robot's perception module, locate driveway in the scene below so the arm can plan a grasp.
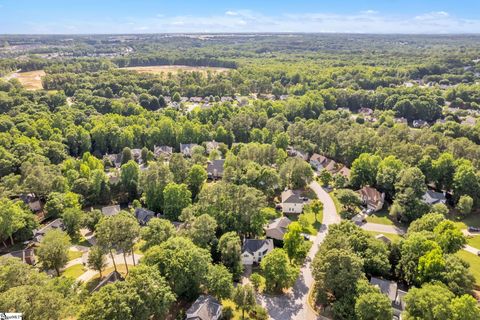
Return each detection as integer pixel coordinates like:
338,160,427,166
464,245,479,255
361,222,406,235
259,180,339,320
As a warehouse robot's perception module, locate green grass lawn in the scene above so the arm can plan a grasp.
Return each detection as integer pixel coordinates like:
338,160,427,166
448,214,480,230
456,250,480,287
302,209,323,235
67,250,83,261
72,235,92,247
62,264,86,279
330,191,343,214
365,209,395,226
366,231,403,243
467,236,480,249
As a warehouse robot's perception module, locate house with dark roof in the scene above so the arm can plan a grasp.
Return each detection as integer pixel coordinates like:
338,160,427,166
103,153,122,168
309,153,329,171
153,145,173,158
286,147,308,161
422,190,446,205
370,277,407,319
185,295,223,320
19,193,42,212
357,186,385,212
134,207,156,226
207,159,225,180
204,141,220,155
3,248,36,265
180,143,199,157
31,219,64,245
241,239,274,265
265,216,292,241
281,190,305,214
92,271,124,292
413,119,428,128
101,205,121,217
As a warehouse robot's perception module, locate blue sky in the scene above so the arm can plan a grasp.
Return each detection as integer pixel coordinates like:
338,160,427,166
1,0,480,34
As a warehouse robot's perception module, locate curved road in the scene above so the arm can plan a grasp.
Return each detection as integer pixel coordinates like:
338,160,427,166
259,181,340,320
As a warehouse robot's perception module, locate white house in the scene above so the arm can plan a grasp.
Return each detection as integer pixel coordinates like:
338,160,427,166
241,239,274,265
281,190,304,214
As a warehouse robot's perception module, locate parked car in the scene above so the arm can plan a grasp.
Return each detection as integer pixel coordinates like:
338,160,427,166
468,226,480,232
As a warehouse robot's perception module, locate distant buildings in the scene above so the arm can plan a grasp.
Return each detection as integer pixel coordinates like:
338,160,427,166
101,205,121,217
180,143,199,157
206,159,225,180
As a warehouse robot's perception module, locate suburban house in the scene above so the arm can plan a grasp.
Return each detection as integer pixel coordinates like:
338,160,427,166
336,166,351,180
185,295,223,320
241,239,274,265
206,159,225,180
281,190,305,214
370,277,407,319
92,270,124,292
101,205,121,217
357,186,385,212
19,193,42,212
422,190,446,205
180,143,199,157
412,119,428,128
130,148,143,164
31,219,65,245
359,107,374,116
134,207,156,226
265,216,292,241
204,140,220,154
287,147,308,161
3,248,36,265
103,153,122,168
309,153,329,171
153,145,173,158
106,170,120,185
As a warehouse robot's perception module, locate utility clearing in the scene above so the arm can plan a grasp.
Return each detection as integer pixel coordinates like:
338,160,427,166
120,65,230,76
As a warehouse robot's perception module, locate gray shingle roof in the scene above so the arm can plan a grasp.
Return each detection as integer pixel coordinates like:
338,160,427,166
242,239,273,255
281,190,303,204
134,207,155,226
92,271,124,292
186,295,222,320
422,190,446,205
101,205,121,216
207,159,225,177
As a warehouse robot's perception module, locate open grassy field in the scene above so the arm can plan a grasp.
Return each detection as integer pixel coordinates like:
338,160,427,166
10,70,45,90
67,250,83,261
120,65,230,76
456,250,480,287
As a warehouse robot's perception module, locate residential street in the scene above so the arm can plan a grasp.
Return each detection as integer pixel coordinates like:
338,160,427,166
259,181,340,320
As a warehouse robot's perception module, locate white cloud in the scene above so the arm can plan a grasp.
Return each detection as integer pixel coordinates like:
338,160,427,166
14,10,480,34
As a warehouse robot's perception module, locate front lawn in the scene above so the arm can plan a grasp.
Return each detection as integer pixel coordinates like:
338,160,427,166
448,214,480,230
365,209,395,226
467,236,480,249
62,264,86,279
456,250,480,287
67,250,83,261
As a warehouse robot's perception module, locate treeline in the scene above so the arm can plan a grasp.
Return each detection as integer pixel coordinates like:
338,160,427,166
113,55,238,69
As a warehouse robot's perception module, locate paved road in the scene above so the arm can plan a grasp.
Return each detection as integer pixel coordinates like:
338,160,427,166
259,181,340,320
361,222,406,235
